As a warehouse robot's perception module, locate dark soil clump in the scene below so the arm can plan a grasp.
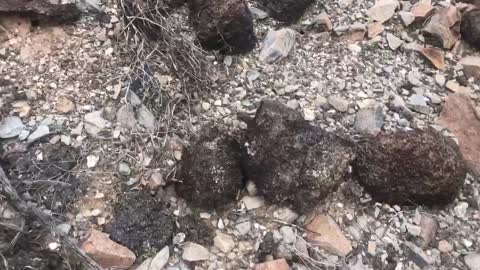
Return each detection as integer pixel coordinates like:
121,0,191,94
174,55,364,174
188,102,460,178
243,100,355,214
109,191,174,256
188,0,256,54
461,9,480,49
353,128,467,206
176,126,245,210
257,0,314,24
1,143,82,213
175,215,214,246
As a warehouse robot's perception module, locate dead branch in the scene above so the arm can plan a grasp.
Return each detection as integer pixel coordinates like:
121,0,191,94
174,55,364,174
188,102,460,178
0,166,104,270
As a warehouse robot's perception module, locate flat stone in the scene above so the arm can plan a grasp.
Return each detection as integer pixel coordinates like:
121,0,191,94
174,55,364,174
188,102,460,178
259,29,296,63
87,155,100,168
411,0,433,18
118,162,131,176
399,11,415,26
438,94,480,176
249,6,269,19
366,0,398,23
407,94,432,114
404,241,433,268
253,259,289,270
454,202,469,219
464,253,480,270
354,107,384,136
305,214,352,256
81,229,136,269
279,226,296,244
235,218,251,235
85,110,109,136
136,246,169,270
116,104,137,129
407,71,423,86
422,6,460,49
387,33,403,50
312,12,333,32
367,22,384,38
418,215,438,249
446,80,473,96
182,242,210,261
328,96,349,112
137,105,156,131
419,47,445,70
438,240,453,253
273,207,299,223
27,125,50,143
241,196,265,210
0,116,25,139
56,96,75,113
214,232,235,253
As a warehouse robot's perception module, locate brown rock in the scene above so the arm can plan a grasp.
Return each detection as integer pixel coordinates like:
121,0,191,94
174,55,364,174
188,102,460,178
438,240,453,253
411,0,433,18
446,80,473,96
253,259,289,270
366,0,398,23
305,214,352,256
422,6,460,49
419,47,445,70
418,215,438,249
56,96,75,114
438,94,480,176
368,22,384,38
312,12,333,32
0,15,31,37
460,56,480,80
81,229,136,269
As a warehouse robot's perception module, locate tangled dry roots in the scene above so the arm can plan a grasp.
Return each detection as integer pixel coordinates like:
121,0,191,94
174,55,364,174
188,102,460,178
118,0,212,113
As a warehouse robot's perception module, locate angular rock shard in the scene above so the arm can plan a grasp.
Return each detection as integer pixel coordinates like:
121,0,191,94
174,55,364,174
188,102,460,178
176,126,244,209
422,6,460,49
419,47,445,70
81,229,136,270
0,0,81,23
305,214,352,256
243,100,355,213
189,0,256,54
353,128,467,206
366,0,398,23
459,56,480,80
438,94,480,176
257,0,313,24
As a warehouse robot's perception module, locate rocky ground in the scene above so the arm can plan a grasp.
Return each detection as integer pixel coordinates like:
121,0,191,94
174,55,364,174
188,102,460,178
1,0,480,269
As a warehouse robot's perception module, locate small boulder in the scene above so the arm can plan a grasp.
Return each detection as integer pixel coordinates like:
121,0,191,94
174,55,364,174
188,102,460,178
459,56,480,80
182,242,210,261
461,9,480,49
176,126,244,209
366,0,398,23
305,214,352,256
243,100,355,213
257,0,313,24
188,0,256,54
214,232,235,253
353,128,467,205
81,229,136,270
354,107,384,136
422,6,460,49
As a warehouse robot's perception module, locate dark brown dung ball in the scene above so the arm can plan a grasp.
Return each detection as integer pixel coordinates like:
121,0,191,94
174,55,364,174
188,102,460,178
353,128,467,206
243,100,355,214
461,9,480,49
257,0,314,24
176,126,244,209
188,0,256,54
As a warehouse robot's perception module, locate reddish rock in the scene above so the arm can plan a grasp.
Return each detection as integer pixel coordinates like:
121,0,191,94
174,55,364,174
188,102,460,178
411,0,433,18
368,22,384,38
419,47,445,70
81,229,136,270
418,215,438,249
422,6,460,49
305,214,352,256
253,259,289,270
438,94,480,176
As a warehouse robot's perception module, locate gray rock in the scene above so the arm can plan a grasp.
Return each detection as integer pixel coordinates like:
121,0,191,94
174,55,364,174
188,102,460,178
465,254,480,270
137,105,156,131
182,242,209,261
404,241,433,268
407,71,423,86
328,96,349,112
259,29,296,63
249,6,269,19
387,33,403,50
84,110,109,136
55,223,72,236
0,116,26,138
295,237,309,257
214,232,235,253
18,129,30,141
279,226,296,244
454,202,469,219
407,94,432,114
241,196,265,210
366,0,398,23
354,107,384,135
273,207,299,223
118,162,131,176
116,104,137,129
235,217,251,235
399,11,415,26
435,74,446,86
136,246,170,270
27,125,50,143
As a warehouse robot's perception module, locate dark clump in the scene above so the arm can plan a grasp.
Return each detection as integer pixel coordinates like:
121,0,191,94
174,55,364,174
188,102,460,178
257,0,313,24
461,9,480,49
243,100,355,214
109,191,174,256
188,0,256,54
176,126,245,209
1,143,82,213
352,128,467,206
0,0,81,24
175,215,214,246
256,232,276,261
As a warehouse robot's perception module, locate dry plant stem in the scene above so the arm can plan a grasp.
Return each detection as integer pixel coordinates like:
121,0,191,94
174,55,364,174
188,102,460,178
0,166,104,270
